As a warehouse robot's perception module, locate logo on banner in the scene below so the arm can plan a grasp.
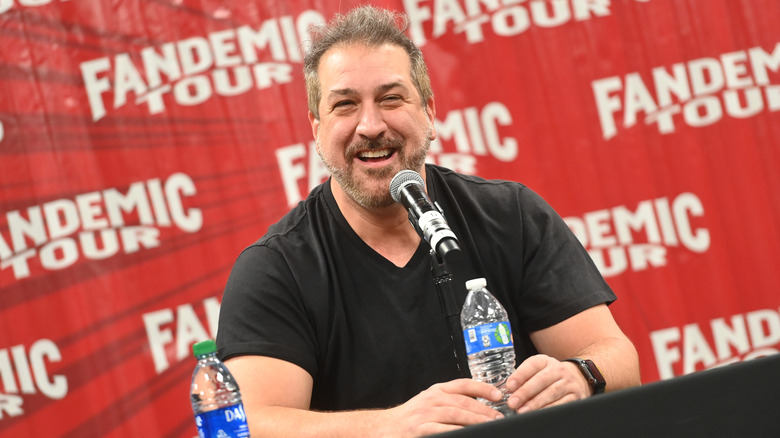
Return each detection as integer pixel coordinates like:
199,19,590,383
404,0,613,46
0,173,202,281
650,307,780,380
0,339,67,420
564,192,710,277
274,101,519,206
143,297,220,374
592,41,780,139
79,11,325,121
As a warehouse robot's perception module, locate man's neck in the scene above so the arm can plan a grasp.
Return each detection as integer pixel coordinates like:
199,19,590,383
330,179,421,267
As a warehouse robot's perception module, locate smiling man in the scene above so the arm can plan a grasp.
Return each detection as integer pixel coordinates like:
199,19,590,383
216,5,640,438
312,43,433,205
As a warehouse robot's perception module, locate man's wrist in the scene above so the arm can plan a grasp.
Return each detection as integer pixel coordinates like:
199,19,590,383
562,358,606,395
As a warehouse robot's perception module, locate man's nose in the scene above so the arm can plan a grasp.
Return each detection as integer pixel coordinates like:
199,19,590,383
356,104,387,139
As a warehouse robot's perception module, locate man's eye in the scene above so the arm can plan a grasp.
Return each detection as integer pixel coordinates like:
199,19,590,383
380,95,404,107
334,101,354,108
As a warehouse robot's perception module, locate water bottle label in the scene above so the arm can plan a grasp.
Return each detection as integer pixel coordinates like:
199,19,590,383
463,322,513,355
194,403,250,438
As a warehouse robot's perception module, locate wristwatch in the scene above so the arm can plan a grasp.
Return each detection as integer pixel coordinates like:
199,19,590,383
563,358,606,394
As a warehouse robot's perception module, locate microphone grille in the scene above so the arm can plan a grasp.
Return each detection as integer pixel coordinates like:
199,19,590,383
390,170,424,203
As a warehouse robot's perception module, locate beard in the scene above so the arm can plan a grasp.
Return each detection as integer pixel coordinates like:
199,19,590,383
319,129,432,209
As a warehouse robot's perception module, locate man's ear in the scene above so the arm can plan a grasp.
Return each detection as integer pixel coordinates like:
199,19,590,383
308,110,320,141
425,97,437,140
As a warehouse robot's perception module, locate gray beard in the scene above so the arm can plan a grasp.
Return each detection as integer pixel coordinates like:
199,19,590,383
319,133,431,209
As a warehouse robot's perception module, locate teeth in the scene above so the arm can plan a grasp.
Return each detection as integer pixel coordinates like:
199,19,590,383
358,149,391,159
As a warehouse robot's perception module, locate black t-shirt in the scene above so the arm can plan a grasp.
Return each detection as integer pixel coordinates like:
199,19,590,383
216,164,615,411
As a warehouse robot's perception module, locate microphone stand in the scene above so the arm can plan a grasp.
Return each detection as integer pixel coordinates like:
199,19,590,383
391,170,470,377
429,249,471,378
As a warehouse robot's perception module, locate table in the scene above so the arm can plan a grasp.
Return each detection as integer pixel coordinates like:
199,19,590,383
436,354,780,437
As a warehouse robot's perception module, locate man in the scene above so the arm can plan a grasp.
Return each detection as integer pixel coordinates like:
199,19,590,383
216,5,640,437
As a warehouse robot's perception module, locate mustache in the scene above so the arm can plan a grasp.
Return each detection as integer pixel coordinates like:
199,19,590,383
346,137,404,158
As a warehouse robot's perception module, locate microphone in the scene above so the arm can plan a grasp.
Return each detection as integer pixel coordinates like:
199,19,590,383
390,170,461,263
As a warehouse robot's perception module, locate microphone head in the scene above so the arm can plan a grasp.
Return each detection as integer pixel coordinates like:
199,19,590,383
390,170,425,203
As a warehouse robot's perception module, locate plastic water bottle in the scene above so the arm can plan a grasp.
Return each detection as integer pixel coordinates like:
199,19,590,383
190,340,251,437
460,278,516,416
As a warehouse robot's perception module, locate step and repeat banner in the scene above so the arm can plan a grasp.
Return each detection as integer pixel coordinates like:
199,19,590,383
1,0,779,436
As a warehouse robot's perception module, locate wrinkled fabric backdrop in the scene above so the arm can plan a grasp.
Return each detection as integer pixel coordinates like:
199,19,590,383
1,0,778,436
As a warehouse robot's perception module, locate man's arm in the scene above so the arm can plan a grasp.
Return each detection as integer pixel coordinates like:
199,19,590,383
225,355,504,438
505,304,640,413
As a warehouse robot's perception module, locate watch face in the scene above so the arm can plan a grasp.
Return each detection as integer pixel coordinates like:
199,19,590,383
566,358,606,393
583,359,606,392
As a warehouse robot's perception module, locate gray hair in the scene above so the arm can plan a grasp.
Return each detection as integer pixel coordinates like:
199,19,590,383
303,5,433,119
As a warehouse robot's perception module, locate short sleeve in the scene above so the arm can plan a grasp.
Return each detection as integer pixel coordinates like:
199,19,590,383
516,188,616,331
216,244,319,377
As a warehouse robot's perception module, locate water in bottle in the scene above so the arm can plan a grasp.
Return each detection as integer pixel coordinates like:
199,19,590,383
460,278,516,416
190,339,251,437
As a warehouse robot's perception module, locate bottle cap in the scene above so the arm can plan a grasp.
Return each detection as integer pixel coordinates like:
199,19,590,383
465,277,487,291
192,339,217,357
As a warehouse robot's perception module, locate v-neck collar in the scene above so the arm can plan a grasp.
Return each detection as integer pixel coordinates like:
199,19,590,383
322,178,431,276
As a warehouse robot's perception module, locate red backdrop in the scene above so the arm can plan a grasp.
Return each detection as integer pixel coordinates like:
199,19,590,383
1,0,779,436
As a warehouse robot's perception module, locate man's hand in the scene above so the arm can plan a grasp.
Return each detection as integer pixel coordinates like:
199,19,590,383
504,354,590,414
379,378,504,437
226,356,505,438
503,304,641,415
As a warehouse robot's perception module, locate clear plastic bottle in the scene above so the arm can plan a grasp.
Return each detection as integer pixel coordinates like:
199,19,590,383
190,340,251,437
460,278,516,416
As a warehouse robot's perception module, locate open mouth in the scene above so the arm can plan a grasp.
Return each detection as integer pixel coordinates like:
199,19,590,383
357,148,395,162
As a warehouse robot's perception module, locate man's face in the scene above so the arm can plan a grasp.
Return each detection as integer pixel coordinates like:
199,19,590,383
309,43,436,209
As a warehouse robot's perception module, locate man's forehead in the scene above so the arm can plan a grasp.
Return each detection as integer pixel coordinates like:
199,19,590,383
319,43,411,72
319,44,413,92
